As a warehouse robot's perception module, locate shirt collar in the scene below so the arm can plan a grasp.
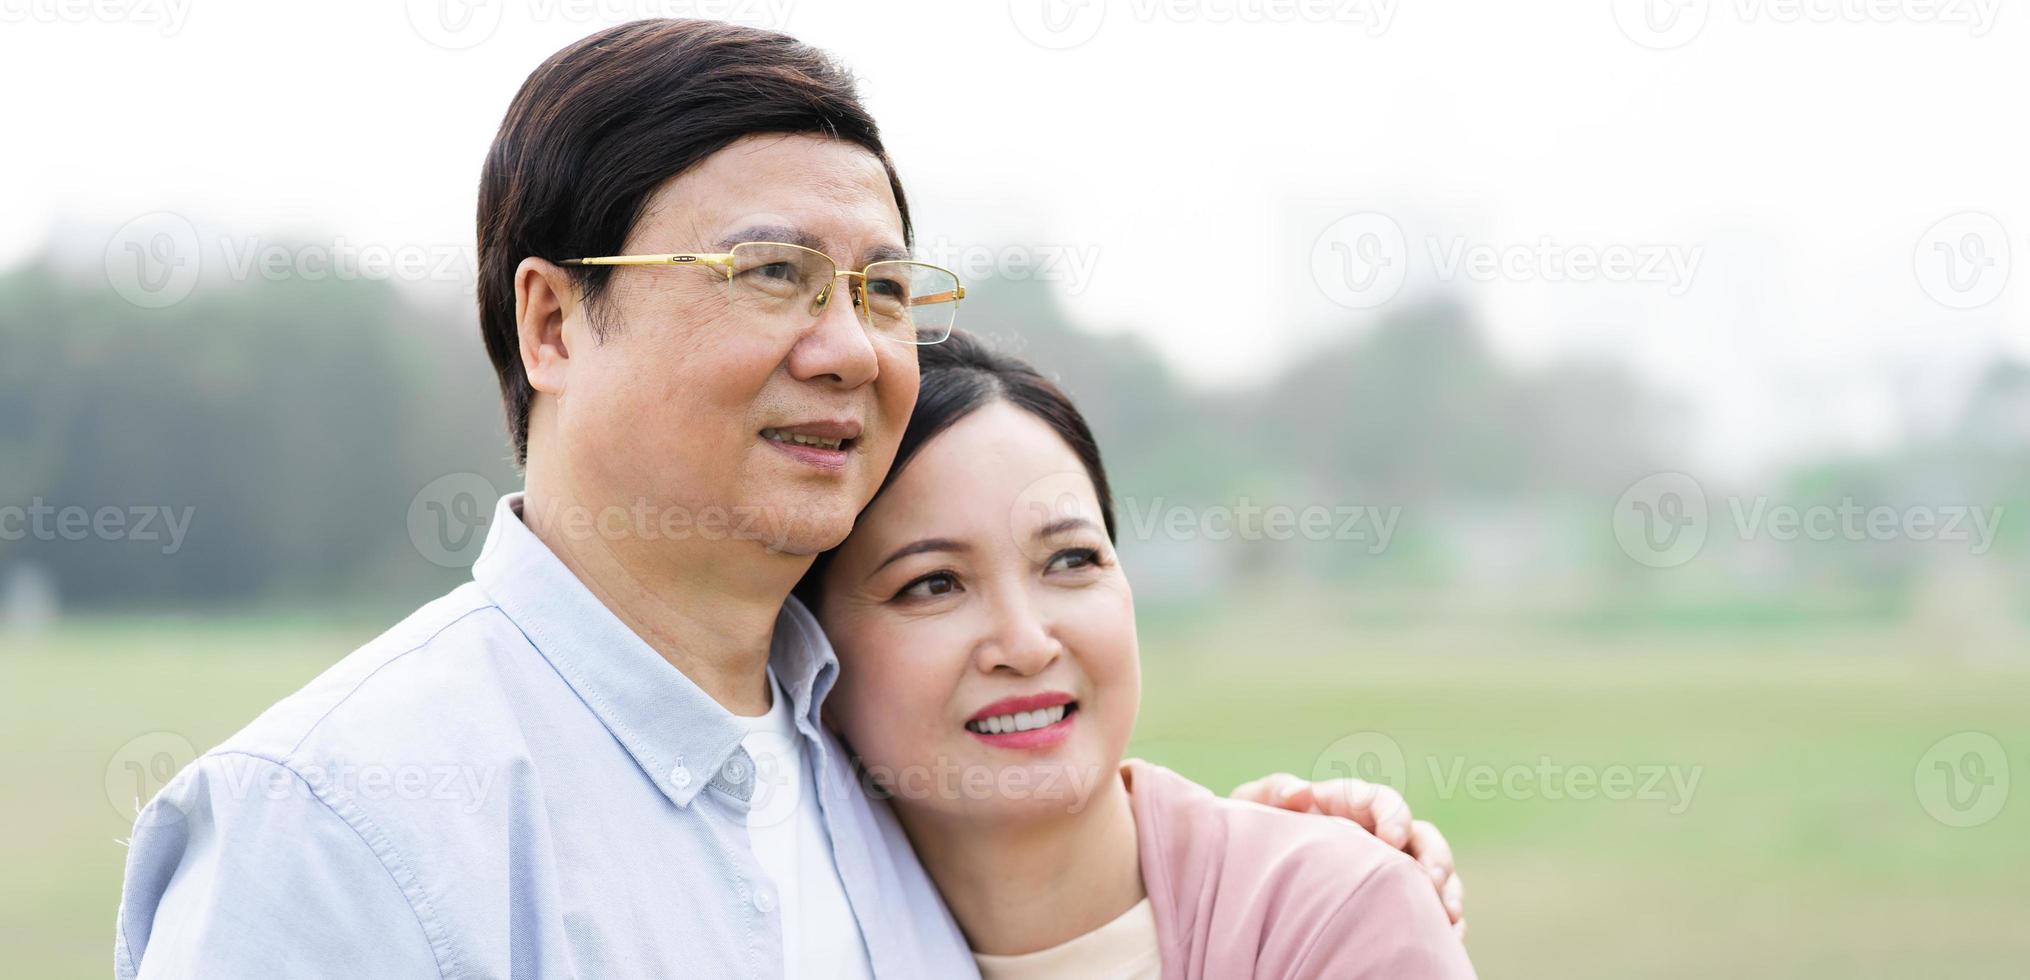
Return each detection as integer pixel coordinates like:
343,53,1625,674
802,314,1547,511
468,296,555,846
470,492,839,809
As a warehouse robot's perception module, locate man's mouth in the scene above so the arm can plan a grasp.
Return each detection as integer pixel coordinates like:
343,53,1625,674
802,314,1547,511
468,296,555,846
761,427,852,452
758,421,862,469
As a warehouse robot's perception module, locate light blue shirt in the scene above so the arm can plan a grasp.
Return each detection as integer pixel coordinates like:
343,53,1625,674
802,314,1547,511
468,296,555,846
115,493,977,979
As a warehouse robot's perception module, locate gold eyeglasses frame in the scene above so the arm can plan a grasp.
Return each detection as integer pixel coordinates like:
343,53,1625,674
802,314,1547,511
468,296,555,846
557,241,965,345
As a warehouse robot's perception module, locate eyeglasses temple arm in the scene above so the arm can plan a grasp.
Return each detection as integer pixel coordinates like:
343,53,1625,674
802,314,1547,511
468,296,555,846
557,253,736,273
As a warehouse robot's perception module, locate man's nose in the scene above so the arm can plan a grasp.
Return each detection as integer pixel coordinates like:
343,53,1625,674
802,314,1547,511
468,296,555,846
789,273,880,388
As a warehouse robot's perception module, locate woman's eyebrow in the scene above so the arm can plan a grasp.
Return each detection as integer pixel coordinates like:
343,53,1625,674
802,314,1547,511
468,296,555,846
872,537,968,575
1033,516,1100,540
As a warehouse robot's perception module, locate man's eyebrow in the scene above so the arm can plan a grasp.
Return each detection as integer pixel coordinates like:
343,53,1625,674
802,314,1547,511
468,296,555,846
713,226,910,267
715,225,821,251
861,242,911,265
871,537,969,575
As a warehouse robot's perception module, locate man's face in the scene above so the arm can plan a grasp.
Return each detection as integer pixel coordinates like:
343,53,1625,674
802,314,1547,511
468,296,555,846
541,134,918,556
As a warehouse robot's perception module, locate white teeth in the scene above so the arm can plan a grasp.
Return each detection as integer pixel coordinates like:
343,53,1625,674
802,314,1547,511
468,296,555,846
967,704,1069,735
762,428,845,451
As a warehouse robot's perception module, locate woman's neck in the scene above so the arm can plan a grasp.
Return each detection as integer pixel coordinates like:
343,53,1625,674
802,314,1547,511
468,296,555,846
898,769,1146,956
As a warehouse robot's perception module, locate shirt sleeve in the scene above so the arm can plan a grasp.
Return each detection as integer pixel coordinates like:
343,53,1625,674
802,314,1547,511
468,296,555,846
115,752,445,979
1281,854,1478,980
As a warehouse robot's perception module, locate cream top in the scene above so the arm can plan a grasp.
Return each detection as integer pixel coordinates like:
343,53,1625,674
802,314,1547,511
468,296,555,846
971,897,1162,980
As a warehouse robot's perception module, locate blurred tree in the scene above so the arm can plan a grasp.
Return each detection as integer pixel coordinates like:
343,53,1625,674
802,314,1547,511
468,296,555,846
2,250,2019,616
0,252,516,609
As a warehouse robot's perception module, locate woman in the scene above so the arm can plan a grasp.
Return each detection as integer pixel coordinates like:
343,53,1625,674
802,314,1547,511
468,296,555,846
797,333,1476,978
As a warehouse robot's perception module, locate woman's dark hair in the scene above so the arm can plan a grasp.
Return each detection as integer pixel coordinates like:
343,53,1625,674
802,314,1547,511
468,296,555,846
476,19,911,464
795,330,1116,611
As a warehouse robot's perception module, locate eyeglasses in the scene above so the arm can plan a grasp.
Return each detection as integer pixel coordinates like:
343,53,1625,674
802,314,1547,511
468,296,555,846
559,241,964,346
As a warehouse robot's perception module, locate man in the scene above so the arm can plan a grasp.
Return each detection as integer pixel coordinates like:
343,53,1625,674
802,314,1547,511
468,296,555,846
116,19,1460,978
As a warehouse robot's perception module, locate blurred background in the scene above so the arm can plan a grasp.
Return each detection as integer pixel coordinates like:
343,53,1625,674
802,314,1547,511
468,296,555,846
5,1,2028,976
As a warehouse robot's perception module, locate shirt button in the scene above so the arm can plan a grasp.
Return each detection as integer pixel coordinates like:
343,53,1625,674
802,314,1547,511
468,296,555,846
723,757,748,782
754,889,775,913
669,763,692,790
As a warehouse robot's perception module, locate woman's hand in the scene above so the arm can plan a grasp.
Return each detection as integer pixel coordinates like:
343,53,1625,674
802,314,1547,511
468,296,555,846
1229,772,1466,939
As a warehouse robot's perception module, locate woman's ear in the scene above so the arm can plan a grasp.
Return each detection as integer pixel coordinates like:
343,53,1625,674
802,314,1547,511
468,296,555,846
515,257,578,395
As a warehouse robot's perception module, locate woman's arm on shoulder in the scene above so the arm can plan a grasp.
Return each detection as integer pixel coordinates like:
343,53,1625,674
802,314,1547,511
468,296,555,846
1229,772,1465,937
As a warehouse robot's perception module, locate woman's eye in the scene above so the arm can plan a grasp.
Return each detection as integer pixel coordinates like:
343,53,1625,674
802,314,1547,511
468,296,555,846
1046,548,1101,573
896,571,960,600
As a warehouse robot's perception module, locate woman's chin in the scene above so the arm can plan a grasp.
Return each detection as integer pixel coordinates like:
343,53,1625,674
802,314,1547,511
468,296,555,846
871,750,1115,823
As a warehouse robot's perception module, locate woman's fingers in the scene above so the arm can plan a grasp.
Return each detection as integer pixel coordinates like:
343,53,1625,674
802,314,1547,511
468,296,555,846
1409,819,1465,929
1313,778,1413,848
1231,775,1464,931
1229,772,1312,811
1407,819,1455,885
1233,774,1413,848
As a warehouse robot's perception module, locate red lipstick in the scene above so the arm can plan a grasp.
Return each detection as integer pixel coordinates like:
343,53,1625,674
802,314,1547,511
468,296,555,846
965,691,1077,750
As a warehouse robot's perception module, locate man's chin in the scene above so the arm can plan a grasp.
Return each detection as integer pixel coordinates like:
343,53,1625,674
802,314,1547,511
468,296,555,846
756,533,841,559
741,500,855,557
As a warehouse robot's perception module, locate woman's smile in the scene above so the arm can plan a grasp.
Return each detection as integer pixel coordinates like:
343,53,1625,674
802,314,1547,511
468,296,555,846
964,692,1079,749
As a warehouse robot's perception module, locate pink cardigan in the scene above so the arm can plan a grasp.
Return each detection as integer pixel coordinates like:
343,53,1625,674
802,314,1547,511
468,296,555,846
1125,759,1477,980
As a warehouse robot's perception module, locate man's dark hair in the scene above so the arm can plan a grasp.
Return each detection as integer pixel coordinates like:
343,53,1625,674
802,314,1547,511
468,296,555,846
794,330,1118,612
476,18,912,464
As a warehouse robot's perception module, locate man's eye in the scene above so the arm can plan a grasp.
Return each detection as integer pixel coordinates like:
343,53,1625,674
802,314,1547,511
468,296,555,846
745,262,799,282
896,571,960,600
865,276,906,300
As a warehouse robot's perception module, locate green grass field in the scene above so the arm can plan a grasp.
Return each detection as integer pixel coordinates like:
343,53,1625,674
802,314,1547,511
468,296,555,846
5,607,2027,978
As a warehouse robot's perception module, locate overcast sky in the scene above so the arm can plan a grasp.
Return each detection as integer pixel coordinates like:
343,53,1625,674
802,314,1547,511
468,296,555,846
6,0,2027,476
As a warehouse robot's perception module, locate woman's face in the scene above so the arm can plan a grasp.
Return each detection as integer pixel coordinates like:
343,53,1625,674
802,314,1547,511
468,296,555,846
817,400,1139,823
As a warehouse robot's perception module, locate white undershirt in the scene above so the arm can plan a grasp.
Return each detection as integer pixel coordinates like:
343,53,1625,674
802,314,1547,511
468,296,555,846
735,670,875,980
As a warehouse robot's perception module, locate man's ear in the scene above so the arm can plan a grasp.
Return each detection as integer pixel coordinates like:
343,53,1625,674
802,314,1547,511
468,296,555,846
515,257,579,395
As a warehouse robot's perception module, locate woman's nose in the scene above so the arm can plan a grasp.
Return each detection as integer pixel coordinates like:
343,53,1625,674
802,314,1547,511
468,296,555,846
975,591,1061,677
